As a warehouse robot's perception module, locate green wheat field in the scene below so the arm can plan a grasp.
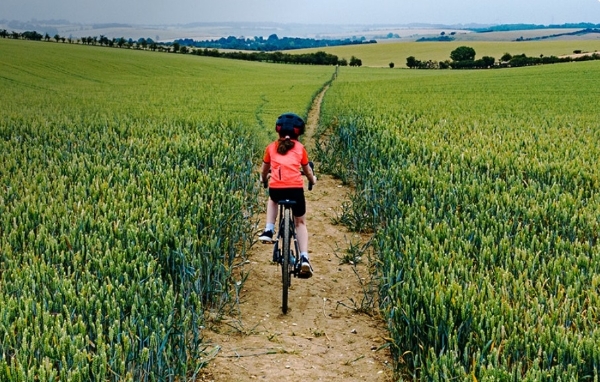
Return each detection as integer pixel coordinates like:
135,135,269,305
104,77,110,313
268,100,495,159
1,37,600,380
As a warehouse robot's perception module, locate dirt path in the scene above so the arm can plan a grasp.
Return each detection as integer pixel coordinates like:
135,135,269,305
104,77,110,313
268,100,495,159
200,87,394,382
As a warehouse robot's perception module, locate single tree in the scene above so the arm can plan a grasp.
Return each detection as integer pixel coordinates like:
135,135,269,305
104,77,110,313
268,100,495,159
349,56,362,67
99,35,110,46
500,52,512,62
450,46,476,62
406,56,418,68
481,56,496,67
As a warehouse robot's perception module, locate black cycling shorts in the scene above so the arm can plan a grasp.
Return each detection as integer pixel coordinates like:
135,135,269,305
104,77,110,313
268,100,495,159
269,188,306,217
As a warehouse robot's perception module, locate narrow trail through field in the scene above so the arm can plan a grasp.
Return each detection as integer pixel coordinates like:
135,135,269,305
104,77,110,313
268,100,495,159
200,85,393,381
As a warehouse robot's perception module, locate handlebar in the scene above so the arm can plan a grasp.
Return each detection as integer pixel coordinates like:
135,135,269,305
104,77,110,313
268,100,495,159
262,161,316,190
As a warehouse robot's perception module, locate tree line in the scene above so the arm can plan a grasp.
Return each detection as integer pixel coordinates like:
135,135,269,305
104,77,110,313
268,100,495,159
514,28,600,42
1,29,159,49
188,47,362,66
406,45,600,69
173,33,376,51
1,29,361,66
468,23,600,33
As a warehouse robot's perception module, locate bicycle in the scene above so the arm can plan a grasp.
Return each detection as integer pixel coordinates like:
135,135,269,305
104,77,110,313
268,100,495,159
261,162,314,314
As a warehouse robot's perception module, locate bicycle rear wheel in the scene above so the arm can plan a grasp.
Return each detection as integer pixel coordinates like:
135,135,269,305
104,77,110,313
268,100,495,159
281,208,291,314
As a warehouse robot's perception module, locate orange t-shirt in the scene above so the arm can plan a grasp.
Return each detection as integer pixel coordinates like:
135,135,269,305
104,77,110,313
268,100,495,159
263,140,309,189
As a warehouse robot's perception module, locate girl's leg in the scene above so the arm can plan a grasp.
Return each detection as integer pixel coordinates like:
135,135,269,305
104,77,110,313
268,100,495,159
259,198,278,242
294,215,308,254
295,214,313,277
266,198,278,227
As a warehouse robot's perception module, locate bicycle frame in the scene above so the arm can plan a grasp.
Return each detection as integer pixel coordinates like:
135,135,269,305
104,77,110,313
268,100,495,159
272,200,300,314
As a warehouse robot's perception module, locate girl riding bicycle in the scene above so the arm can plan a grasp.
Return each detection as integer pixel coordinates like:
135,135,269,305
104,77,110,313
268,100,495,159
258,113,317,278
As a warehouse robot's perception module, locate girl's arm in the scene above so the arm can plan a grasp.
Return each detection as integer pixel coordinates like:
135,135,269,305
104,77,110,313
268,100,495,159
301,163,316,185
260,162,270,184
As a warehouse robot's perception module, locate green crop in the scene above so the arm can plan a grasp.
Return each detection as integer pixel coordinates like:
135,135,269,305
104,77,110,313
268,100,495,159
0,38,333,380
317,62,600,380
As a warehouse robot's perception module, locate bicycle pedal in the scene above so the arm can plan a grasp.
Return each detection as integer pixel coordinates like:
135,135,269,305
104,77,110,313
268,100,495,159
297,262,313,279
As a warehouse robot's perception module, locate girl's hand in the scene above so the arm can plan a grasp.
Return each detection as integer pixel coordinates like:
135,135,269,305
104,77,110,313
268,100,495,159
260,173,270,188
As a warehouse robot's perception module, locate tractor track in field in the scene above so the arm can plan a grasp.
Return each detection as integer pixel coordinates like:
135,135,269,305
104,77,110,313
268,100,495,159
199,84,394,382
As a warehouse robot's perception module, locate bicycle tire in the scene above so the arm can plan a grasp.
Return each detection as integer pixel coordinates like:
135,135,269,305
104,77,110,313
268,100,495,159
281,207,291,314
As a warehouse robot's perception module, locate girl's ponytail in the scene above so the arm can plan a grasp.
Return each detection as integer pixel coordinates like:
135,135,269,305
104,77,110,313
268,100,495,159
277,136,295,155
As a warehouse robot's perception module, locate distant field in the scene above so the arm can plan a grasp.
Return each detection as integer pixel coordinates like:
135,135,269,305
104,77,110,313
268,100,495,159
296,39,600,67
448,28,595,41
0,38,332,127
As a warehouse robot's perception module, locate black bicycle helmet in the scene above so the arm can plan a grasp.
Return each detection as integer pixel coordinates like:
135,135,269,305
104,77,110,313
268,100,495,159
275,113,305,138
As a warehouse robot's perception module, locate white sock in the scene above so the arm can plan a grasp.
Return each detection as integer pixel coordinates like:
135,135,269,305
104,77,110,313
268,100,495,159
300,252,309,260
266,223,275,232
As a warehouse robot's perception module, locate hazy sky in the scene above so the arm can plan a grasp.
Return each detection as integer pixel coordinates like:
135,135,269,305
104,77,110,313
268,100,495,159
1,0,599,26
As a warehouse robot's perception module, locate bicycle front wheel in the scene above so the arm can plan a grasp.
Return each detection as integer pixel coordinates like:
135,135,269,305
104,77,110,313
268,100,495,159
281,207,291,314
